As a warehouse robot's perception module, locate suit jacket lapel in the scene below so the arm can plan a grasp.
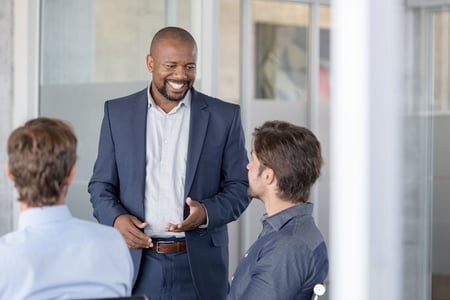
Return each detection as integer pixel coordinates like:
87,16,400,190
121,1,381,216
130,89,148,213
132,89,148,166
185,89,209,198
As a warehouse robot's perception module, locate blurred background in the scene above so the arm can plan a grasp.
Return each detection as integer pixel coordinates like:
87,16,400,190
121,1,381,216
0,1,449,299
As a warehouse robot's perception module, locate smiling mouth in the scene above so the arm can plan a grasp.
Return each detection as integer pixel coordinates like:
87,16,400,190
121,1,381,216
167,80,186,90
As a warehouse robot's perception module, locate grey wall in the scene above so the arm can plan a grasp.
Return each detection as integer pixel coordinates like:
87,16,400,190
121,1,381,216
0,0,14,235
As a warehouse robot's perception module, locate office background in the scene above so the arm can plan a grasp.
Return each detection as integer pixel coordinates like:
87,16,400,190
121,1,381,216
0,1,449,300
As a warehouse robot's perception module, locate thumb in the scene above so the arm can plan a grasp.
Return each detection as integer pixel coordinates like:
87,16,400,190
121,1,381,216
136,222,148,229
131,216,147,229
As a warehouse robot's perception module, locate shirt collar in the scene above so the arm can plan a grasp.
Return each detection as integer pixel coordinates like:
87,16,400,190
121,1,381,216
261,202,314,232
147,83,191,112
18,205,72,230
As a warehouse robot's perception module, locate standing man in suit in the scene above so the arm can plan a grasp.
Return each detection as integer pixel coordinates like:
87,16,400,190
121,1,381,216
88,26,250,300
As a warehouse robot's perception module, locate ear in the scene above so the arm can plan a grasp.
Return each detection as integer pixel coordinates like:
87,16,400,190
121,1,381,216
64,165,76,186
146,54,153,73
263,167,276,185
6,161,14,182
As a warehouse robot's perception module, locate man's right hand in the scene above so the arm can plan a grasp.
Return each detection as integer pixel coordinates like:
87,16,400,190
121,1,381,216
113,214,153,249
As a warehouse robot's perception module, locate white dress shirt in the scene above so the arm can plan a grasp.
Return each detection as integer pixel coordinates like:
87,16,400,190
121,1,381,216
0,205,133,300
144,87,191,238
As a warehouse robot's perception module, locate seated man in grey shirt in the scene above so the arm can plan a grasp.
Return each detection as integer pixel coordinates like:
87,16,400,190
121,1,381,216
228,120,328,300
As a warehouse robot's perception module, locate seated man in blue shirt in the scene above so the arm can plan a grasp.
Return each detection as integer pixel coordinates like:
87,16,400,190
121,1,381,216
0,117,134,300
228,120,329,300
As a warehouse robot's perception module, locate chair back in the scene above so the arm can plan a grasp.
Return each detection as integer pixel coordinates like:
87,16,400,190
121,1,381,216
76,296,149,300
311,283,326,300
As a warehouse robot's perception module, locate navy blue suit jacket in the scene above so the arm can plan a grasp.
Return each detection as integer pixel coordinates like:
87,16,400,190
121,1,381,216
88,88,250,299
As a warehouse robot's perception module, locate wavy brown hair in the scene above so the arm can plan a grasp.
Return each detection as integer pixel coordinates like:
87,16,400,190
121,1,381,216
253,120,323,203
7,117,77,207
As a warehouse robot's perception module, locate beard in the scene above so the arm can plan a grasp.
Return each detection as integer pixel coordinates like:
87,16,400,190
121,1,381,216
157,80,191,102
248,186,260,200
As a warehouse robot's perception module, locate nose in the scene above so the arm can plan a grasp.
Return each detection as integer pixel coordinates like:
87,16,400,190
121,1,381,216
246,162,250,170
173,66,188,79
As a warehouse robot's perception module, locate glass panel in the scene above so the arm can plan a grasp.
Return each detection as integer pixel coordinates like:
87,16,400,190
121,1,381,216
242,2,330,276
403,6,433,299
431,9,450,300
218,0,241,102
433,12,450,113
218,0,242,278
39,0,193,220
403,4,450,300
253,1,310,101
319,6,331,103
316,4,331,252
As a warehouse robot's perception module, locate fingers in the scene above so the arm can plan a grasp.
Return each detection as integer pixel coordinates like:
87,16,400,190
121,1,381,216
165,198,207,232
114,214,153,249
165,222,182,232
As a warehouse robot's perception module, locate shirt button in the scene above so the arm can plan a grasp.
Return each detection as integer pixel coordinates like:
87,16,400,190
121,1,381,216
231,276,234,281
244,253,248,258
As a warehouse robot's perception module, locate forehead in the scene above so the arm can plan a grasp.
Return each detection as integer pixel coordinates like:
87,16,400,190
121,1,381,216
152,38,197,60
250,149,259,161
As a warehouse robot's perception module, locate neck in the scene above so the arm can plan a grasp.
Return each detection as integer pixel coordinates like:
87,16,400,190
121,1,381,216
19,195,66,211
150,86,182,113
158,100,179,113
263,195,300,216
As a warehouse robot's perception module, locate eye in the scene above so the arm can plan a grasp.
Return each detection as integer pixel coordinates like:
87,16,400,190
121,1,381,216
164,64,176,69
185,65,196,71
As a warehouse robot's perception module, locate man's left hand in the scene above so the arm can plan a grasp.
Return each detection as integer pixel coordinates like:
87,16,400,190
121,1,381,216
165,197,207,232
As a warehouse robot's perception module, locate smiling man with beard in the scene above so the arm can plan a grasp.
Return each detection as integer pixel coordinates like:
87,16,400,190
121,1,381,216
88,27,251,300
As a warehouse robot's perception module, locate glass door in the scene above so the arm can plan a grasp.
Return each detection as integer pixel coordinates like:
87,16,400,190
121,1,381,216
404,2,450,299
240,0,332,258
430,8,450,300
39,0,194,220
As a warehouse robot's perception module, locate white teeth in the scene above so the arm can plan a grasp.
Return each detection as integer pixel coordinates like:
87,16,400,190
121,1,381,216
168,81,184,90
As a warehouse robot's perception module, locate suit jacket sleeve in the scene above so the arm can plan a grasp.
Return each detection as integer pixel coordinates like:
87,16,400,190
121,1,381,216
191,104,251,230
88,101,130,226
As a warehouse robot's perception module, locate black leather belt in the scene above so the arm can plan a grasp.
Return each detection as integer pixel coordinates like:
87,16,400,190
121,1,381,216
149,239,187,254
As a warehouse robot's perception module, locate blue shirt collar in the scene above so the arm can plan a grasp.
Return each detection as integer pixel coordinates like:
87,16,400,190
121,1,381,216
262,202,314,232
18,205,72,230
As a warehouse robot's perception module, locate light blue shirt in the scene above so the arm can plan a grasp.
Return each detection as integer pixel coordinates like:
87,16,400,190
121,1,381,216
144,86,191,238
0,205,134,300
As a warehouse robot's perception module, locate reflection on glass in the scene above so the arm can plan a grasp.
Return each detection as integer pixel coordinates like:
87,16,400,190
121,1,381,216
433,11,450,113
217,0,241,102
252,2,331,103
255,23,309,101
319,6,331,103
252,1,310,102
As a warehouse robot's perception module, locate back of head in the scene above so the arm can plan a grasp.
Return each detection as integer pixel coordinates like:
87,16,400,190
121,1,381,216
150,26,197,54
7,117,77,207
253,120,323,202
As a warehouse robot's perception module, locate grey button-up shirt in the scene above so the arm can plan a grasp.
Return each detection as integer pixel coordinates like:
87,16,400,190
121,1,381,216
228,202,328,300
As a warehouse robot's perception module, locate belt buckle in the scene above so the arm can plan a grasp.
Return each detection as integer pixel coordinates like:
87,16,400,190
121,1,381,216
156,240,175,254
